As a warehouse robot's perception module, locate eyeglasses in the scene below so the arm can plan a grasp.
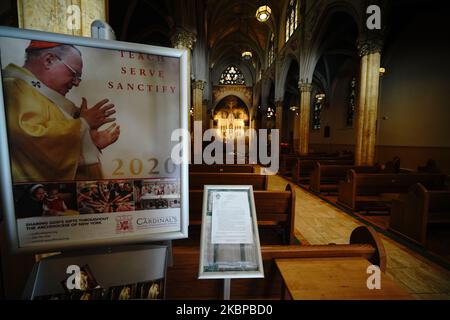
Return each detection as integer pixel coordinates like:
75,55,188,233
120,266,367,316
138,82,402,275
54,55,82,82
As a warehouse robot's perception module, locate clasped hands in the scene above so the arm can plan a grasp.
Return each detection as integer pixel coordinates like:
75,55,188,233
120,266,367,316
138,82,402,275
79,97,120,150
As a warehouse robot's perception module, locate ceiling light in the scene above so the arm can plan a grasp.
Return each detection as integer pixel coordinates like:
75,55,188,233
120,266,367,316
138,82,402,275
241,50,253,61
256,5,271,22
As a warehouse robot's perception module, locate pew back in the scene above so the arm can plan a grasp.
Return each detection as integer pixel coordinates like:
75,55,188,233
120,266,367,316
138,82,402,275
354,172,446,195
189,173,268,190
310,162,379,193
189,164,255,173
189,185,296,244
293,158,354,182
390,183,450,246
338,170,447,211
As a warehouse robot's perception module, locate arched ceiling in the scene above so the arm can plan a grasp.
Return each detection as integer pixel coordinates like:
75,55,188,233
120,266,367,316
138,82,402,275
109,0,288,72
207,0,285,68
313,12,359,93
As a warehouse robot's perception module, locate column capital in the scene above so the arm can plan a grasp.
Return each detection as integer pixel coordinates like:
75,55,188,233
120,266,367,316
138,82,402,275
192,80,206,90
357,37,383,57
298,82,313,92
171,29,196,50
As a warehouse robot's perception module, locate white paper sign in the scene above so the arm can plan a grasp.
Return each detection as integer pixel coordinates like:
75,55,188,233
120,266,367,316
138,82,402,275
211,191,253,244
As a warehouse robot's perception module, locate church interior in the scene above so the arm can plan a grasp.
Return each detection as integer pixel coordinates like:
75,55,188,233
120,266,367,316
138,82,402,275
0,0,449,301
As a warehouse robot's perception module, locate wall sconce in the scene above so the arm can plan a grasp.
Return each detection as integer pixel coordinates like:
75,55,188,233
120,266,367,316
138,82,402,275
379,67,386,76
256,5,272,22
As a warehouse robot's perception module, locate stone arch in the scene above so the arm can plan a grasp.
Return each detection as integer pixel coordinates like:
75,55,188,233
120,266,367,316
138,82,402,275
276,53,299,101
212,86,253,112
305,1,362,81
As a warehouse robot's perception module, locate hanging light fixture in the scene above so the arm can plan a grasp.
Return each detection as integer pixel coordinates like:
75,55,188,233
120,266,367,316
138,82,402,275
241,50,253,61
240,11,253,62
256,4,272,22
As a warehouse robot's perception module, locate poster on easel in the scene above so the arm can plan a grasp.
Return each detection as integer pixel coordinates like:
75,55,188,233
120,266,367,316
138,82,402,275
198,185,264,279
0,27,189,253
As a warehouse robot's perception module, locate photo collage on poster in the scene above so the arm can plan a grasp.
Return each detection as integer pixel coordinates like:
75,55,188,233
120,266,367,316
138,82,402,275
33,264,164,300
12,178,180,219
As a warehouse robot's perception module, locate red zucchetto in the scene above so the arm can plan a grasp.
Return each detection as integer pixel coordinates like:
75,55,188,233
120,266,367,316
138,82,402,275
25,40,63,52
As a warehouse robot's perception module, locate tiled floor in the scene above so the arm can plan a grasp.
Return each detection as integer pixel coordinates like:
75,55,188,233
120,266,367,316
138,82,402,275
268,174,450,300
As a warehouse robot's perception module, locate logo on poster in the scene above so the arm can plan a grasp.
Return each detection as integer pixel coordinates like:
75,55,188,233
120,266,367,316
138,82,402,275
115,215,134,233
136,216,178,229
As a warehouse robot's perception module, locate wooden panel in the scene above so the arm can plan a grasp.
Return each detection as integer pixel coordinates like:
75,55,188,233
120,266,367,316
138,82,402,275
189,173,267,190
189,164,255,173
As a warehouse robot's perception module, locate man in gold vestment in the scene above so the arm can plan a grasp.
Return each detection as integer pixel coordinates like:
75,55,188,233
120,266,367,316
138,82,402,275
2,41,120,182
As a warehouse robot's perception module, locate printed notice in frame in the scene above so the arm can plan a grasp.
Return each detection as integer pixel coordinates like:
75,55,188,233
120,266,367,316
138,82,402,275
199,185,264,279
211,191,253,244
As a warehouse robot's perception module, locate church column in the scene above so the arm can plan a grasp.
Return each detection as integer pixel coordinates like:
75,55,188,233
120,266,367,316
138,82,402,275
298,82,313,155
171,29,196,131
202,101,209,130
192,80,206,131
355,39,382,165
293,110,300,153
17,0,107,36
275,100,283,134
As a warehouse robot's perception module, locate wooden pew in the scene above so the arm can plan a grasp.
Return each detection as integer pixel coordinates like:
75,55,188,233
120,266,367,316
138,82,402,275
166,226,386,299
337,170,447,213
279,154,299,176
279,152,353,178
389,183,450,246
292,158,354,183
188,184,296,245
189,173,268,190
310,162,379,194
189,164,256,173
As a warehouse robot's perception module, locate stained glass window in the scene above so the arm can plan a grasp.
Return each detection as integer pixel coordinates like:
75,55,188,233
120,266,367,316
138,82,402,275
219,65,245,85
346,77,357,126
268,33,275,66
285,0,299,42
312,93,325,130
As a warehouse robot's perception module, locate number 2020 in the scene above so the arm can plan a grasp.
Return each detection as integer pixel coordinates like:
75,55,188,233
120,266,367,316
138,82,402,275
112,158,176,176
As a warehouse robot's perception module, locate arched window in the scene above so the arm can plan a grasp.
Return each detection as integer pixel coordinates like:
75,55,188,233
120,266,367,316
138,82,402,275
312,93,325,130
219,65,245,85
268,33,275,66
346,77,357,126
285,0,299,43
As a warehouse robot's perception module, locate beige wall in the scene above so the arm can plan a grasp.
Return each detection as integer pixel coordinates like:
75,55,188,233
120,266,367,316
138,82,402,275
377,10,450,148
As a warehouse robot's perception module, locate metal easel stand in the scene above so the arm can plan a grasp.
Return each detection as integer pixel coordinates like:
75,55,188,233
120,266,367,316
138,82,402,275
223,278,231,300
